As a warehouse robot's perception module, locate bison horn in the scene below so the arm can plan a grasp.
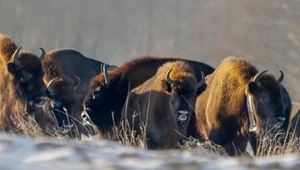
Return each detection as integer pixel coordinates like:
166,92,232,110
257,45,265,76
197,72,205,88
12,45,22,66
253,70,268,86
39,47,46,61
71,75,81,91
102,64,111,87
277,70,284,83
47,77,59,95
166,69,175,85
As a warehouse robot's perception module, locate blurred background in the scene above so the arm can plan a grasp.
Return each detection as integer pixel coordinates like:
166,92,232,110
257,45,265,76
0,0,299,101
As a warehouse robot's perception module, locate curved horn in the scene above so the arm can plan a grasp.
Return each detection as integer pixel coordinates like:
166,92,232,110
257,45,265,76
12,45,22,66
253,70,268,86
277,70,284,83
39,47,46,61
102,64,111,86
197,72,205,88
71,75,81,91
47,77,59,95
166,69,175,85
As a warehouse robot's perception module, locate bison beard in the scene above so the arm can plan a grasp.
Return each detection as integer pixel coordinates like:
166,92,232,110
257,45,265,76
121,61,204,149
82,56,215,138
194,56,289,156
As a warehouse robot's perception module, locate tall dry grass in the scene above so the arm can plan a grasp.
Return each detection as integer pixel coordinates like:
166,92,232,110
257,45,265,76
6,110,300,159
5,96,300,160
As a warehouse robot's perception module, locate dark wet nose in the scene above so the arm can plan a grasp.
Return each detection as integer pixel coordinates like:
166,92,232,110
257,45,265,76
277,117,286,124
177,110,189,121
81,109,94,126
176,110,189,128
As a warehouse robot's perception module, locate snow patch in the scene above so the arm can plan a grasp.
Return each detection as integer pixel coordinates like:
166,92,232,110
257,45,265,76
0,133,299,170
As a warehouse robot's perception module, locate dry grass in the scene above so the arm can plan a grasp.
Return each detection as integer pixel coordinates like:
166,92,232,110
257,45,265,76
90,110,300,159
255,131,300,157
5,104,300,160
9,113,45,137
7,109,93,140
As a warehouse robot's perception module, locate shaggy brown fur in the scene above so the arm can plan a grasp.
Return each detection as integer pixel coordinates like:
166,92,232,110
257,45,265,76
83,55,214,138
195,56,287,156
0,34,47,133
121,61,200,149
89,56,213,91
42,48,116,138
0,34,18,63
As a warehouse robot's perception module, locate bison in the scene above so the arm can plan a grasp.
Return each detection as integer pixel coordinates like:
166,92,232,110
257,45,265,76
81,56,215,138
0,34,48,133
286,103,300,138
121,61,205,149
42,48,117,138
194,56,289,156
274,102,300,153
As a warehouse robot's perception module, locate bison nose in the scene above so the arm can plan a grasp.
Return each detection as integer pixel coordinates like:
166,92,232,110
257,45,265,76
277,117,286,124
81,110,93,126
176,110,189,129
177,110,189,122
277,117,286,122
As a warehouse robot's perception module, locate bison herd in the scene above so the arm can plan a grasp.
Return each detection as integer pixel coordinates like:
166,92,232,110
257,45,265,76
0,33,299,157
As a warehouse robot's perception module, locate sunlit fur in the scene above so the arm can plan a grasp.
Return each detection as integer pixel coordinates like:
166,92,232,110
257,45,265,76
121,61,199,149
83,55,214,138
287,103,300,138
0,34,47,132
195,56,289,156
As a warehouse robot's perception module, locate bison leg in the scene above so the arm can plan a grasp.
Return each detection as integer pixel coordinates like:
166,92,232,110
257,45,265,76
209,127,248,156
146,138,158,150
209,127,230,145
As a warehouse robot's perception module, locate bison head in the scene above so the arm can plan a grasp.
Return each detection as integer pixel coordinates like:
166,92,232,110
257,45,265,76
161,68,205,134
6,46,47,113
46,75,81,130
245,70,286,139
81,64,128,131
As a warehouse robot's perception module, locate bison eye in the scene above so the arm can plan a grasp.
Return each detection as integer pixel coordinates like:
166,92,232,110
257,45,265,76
92,91,101,99
20,70,33,82
95,86,101,92
92,86,102,99
260,94,270,101
85,107,92,112
34,96,48,107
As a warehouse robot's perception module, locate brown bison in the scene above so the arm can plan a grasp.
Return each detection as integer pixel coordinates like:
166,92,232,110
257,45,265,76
121,61,205,149
42,48,117,138
0,34,48,133
194,56,289,156
81,56,215,138
286,103,300,138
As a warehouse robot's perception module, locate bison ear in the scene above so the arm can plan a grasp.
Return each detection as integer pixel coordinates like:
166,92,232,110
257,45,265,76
7,63,18,76
70,75,81,91
161,79,172,93
247,82,258,94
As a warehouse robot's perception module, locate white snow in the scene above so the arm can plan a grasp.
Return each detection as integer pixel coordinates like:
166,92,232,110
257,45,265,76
0,133,299,170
